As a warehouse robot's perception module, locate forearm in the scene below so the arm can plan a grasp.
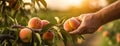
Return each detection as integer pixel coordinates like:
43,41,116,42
96,0,120,25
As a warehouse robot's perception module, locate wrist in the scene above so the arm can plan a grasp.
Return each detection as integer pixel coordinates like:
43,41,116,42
94,12,105,26
95,0,120,25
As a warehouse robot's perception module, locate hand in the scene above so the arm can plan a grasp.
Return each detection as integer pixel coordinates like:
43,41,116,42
69,13,102,34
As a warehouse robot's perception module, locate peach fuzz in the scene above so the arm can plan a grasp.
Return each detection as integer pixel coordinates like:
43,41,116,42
42,31,54,40
28,17,42,29
63,17,80,32
19,28,32,43
116,33,120,43
41,20,50,27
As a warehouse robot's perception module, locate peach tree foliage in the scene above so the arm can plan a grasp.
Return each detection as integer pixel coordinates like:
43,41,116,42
0,0,84,46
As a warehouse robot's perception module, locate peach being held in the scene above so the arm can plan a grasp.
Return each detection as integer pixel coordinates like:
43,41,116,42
63,17,80,32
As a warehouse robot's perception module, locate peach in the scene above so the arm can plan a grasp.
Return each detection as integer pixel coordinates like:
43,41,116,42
28,17,42,29
63,19,73,31
41,20,50,27
42,31,54,40
97,26,103,32
102,31,109,37
116,33,120,43
63,17,80,32
19,28,32,43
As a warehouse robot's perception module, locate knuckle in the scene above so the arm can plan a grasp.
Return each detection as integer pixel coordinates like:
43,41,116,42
87,28,95,34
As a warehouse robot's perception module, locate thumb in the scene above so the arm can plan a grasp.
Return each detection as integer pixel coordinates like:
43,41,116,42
69,25,86,35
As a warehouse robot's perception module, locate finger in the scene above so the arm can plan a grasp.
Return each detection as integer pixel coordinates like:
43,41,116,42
87,28,97,34
80,29,88,34
69,26,86,35
79,13,94,20
69,30,79,35
79,14,85,20
81,28,96,34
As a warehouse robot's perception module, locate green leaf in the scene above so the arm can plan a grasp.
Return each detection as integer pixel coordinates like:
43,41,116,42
60,30,73,46
36,0,41,8
53,26,63,39
53,38,64,46
8,16,14,23
32,0,36,4
59,17,67,24
54,17,60,24
14,18,18,25
79,35,85,40
71,35,79,45
76,34,85,40
35,33,42,45
39,0,47,8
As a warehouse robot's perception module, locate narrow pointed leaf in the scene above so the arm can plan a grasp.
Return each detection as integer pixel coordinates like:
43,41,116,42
39,0,47,8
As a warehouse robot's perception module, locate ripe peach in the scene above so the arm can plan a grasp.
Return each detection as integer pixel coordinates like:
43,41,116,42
42,31,54,40
63,17,80,32
102,31,109,37
19,28,32,43
97,26,103,32
63,19,73,31
116,33,120,43
41,20,50,27
28,17,42,29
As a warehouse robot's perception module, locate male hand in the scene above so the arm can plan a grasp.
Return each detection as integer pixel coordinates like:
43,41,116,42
69,13,102,34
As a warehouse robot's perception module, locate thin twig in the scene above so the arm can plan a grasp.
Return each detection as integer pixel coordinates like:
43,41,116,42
11,24,42,33
0,34,15,40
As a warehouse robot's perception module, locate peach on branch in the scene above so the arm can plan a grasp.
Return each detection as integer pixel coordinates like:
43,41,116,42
63,17,80,32
42,31,54,40
116,33,120,43
97,26,103,32
19,28,32,43
41,20,50,27
102,31,109,37
28,17,42,29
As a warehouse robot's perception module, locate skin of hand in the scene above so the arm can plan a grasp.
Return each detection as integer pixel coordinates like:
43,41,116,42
69,0,120,35
69,13,102,34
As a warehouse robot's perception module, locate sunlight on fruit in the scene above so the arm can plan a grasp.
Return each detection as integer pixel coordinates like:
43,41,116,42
19,28,32,43
28,17,42,29
0,0,119,46
63,17,80,32
42,31,54,40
